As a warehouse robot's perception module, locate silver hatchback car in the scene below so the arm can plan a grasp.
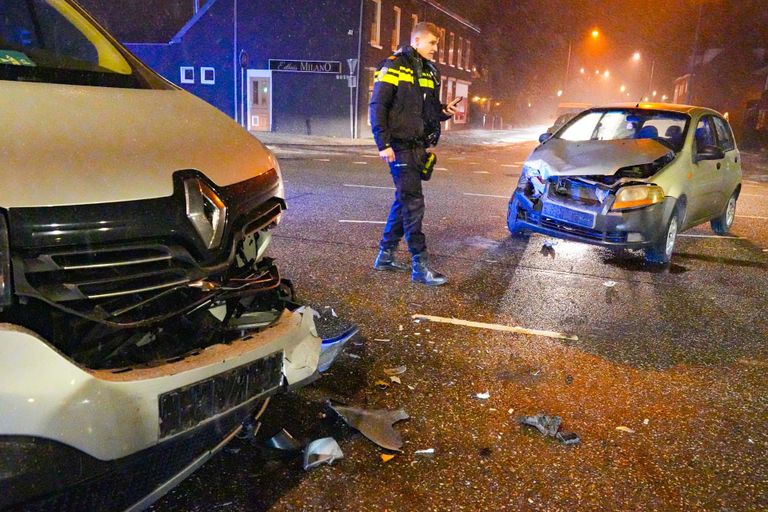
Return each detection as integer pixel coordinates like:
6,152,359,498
509,103,742,263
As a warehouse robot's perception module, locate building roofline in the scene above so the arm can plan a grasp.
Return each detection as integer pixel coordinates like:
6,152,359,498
170,0,219,44
423,0,481,33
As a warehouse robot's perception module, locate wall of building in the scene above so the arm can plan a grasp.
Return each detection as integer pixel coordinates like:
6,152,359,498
357,0,483,137
127,0,361,137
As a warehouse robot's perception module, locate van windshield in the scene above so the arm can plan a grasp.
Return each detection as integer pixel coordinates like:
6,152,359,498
557,109,691,152
0,0,164,88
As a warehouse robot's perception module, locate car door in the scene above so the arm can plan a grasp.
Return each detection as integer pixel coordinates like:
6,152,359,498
689,115,725,223
711,115,740,209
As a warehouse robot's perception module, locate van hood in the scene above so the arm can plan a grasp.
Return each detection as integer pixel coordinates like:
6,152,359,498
525,138,673,179
0,81,276,208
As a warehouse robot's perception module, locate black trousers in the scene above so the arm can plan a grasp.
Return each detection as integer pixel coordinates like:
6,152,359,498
379,147,427,255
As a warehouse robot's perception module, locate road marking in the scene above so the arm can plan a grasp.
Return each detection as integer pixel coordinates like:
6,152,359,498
314,158,331,162
339,220,387,224
737,215,768,220
343,184,395,190
435,167,449,171
464,192,509,199
412,314,578,341
473,171,490,174
679,234,746,239
501,164,521,168
741,193,762,197
512,161,527,165
353,161,368,165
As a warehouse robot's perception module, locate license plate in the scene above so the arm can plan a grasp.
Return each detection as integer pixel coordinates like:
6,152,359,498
158,352,282,438
542,202,595,228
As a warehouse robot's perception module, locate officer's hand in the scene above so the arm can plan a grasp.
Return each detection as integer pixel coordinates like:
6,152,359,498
379,147,395,163
443,97,462,116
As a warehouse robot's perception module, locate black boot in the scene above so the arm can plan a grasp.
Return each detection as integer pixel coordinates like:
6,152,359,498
373,248,408,272
411,252,447,286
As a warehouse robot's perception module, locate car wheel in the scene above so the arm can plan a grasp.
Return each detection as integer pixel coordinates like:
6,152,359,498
507,197,525,236
710,192,737,235
644,209,680,264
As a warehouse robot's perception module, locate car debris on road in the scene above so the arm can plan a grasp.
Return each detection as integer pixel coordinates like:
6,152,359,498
519,413,581,445
328,402,409,451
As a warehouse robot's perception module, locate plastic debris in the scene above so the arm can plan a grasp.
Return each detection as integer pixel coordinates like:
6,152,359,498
348,353,361,359
519,413,580,445
398,325,404,331
303,438,344,470
414,448,435,456
328,402,409,451
375,379,391,389
603,280,617,288
475,392,491,400
318,325,359,372
389,376,402,384
616,426,635,434
331,308,338,318
643,418,650,426
267,429,302,451
384,365,407,376
407,385,416,390
543,240,559,248
381,454,396,463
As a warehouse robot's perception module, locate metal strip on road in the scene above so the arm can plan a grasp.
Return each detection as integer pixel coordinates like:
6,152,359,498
343,184,396,190
412,314,579,341
678,234,746,239
463,192,509,199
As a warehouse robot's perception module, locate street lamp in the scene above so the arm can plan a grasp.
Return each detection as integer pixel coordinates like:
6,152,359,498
557,90,563,97
591,29,600,38
620,85,626,93
632,51,641,62
603,70,610,78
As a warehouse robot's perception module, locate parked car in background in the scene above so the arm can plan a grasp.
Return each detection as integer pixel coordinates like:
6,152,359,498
0,1,345,510
546,102,592,134
508,103,742,263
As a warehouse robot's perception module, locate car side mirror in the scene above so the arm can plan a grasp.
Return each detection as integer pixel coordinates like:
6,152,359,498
539,132,553,144
696,145,725,161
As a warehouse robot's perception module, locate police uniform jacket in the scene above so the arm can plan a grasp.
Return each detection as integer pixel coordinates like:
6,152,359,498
369,46,452,152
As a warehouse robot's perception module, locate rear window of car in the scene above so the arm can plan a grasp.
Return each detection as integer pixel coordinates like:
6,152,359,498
557,109,690,152
712,116,736,152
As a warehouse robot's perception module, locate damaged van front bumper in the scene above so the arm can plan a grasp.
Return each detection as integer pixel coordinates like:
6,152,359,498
0,306,323,511
509,188,677,249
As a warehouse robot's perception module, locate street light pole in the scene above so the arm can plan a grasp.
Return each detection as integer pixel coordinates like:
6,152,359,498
648,59,655,97
687,2,704,104
564,40,572,92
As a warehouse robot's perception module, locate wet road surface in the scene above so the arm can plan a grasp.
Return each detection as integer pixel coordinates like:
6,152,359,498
151,139,768,511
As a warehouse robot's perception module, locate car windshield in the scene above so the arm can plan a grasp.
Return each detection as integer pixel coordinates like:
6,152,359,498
556,109,690,152
0,0,161,88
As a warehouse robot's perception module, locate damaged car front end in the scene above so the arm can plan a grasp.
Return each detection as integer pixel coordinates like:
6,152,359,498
509,107,694,263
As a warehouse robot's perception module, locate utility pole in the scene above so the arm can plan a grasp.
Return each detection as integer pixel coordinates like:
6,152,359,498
564,40,572,93
687,2,703,104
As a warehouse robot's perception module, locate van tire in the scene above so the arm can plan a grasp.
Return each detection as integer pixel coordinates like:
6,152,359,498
711,192,737,235
644,208,681,264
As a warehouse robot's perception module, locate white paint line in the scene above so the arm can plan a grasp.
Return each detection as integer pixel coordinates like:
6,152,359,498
469,162,480,165
343,184,395,190
353,161,368,165
737,215,768,220
472,171,490,174
464,192,508,199
412,314,578,341
678,234,746,239
512,161,527,165
339,220,387,224
314,158,331,162
435,167,449,171
501,164,521,168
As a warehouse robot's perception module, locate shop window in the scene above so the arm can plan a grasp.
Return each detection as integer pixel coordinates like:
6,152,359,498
391,6,401,51
370,0,382,47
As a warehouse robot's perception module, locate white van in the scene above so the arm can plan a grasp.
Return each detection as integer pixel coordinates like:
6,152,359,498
0,1,334,510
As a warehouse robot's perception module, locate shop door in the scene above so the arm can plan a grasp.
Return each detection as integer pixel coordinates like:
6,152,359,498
249,77,271,131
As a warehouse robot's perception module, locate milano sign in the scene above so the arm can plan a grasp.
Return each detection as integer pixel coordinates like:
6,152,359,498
269,59,342,74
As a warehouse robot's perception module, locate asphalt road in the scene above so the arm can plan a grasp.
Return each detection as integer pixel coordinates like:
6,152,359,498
151,138,768,511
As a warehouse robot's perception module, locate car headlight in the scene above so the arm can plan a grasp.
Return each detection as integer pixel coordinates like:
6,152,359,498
0,212,12,308
517,164,536,188
611,184,665,211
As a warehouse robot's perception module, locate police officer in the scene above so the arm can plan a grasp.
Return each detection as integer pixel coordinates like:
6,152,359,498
370,22,461,286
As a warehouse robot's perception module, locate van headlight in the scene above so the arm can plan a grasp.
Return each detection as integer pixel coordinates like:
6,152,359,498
611,185,665,211
0,213,12,308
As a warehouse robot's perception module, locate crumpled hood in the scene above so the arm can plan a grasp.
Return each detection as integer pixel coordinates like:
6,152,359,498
525,138,673,179
0,80,276,208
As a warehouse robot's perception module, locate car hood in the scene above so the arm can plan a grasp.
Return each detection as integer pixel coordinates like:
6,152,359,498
0,81,276,208
525,138,673,179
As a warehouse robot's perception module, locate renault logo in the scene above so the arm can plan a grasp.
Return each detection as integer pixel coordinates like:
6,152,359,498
184,178,227,249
